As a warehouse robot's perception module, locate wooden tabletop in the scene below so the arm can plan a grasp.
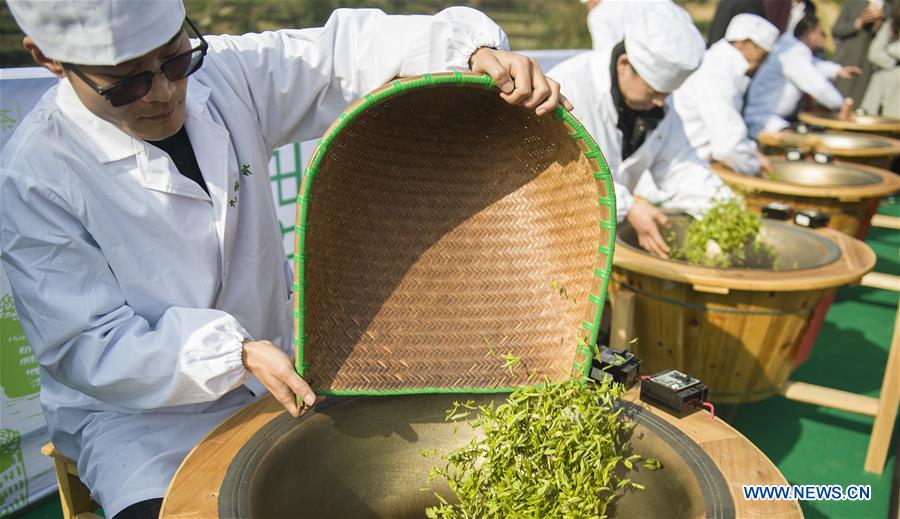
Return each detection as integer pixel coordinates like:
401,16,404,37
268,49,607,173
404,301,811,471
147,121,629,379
161,390,801,518
613,227,875,293
712,160,900,201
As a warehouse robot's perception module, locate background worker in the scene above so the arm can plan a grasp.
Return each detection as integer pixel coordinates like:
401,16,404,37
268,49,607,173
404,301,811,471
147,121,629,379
550,3,731,258
673,14,780,175
744,14,863,138
832,0,893,104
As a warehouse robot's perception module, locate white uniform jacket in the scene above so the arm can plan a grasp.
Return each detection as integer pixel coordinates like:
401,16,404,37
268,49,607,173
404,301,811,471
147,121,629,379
673,40,761,175
744,34,844,137
0,8,507,516
549,51,729,222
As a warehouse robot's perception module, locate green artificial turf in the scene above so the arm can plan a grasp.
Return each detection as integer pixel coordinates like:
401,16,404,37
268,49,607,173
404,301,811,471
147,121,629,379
730,198,899,519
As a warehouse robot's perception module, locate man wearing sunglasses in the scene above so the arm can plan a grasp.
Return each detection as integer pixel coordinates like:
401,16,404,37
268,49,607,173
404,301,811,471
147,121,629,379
1,2,569,517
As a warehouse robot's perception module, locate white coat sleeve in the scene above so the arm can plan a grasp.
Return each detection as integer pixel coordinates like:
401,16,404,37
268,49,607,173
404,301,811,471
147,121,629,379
867,23,896,70
696,74,761,174
648,113,734,218
0,171,250,411
613,179,634,223
784,53,845,109
813,58,843,79
204,7,509,149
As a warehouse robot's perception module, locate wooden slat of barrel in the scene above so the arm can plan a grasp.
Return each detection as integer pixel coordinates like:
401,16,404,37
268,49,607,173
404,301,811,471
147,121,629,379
610,270,828,402
611,227,875,403
160,391,801,518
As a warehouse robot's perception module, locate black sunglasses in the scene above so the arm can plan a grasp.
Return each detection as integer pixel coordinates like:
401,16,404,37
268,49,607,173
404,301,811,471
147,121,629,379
64,17,208,107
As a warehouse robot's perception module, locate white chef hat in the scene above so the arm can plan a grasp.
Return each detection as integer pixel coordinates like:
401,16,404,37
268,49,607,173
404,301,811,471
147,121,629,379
7,0,186,66
623,4,705,93
725,13,779,52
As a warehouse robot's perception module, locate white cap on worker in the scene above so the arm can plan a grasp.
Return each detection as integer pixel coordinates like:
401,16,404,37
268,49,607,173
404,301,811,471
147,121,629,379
7,0,186,66
725,13,779,52
623,4,705,93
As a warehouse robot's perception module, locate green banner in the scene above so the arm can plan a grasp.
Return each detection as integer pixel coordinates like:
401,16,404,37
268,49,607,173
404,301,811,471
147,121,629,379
0,295,39,400
0,428,28,516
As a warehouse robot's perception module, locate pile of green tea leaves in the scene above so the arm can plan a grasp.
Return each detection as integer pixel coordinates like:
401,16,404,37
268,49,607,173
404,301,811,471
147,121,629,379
670,198,768,268
423,378,658,518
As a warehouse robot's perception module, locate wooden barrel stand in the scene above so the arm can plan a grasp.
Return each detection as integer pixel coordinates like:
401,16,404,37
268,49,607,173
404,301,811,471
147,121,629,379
798,111,900,139
712,159,900,239
757,130,900,170
611,225,875,403
160,391,802,518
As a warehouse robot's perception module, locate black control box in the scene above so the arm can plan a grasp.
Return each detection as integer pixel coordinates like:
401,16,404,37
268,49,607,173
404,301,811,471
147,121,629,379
589,346,640,389
793,209,829,228
640,369,708,417
762,202,793,220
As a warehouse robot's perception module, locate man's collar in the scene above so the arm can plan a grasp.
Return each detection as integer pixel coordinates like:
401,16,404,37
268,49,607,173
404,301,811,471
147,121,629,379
56,77,211,163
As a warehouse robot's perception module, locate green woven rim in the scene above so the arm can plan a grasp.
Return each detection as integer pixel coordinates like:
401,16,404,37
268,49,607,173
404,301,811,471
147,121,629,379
294,72,616,395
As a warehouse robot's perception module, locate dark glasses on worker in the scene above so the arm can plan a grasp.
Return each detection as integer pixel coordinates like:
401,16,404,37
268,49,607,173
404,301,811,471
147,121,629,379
63,17,208,107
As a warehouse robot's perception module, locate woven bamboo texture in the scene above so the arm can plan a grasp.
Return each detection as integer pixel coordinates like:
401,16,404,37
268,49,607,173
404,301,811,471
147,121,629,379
294,73,615,394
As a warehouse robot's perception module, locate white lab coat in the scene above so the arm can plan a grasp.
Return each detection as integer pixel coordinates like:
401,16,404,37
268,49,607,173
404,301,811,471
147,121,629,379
673,40,761,175
548,50,730,222
744,34,844,137
0,8,507,516
587,0,671,51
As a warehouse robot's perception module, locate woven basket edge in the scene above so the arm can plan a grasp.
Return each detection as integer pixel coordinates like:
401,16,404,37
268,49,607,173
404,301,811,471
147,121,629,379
292,72,617,394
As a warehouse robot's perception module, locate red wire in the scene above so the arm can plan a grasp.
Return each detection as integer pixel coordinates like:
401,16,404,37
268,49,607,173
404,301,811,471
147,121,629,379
701,401,715,420
639,375,652,380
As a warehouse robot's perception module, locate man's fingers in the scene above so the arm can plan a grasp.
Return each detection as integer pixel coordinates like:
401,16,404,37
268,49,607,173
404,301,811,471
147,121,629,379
471,51,514,94
758,154,773,173
644,234,669,258
501,57,533,105
642,217,670,257
472,50,573,115
640,235,666,258
524,68,551,109
281,370,317,407
652,234,670,256
648,230,670,256
271,382,300,417
535,79,561,116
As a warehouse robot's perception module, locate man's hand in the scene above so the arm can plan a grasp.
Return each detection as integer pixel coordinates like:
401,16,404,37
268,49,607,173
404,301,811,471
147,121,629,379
469,48,574,116
838,98,855,121
756,151,773,176
855,7,883,29
626,201,670,258
837,66,863,80
242,339,318,417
